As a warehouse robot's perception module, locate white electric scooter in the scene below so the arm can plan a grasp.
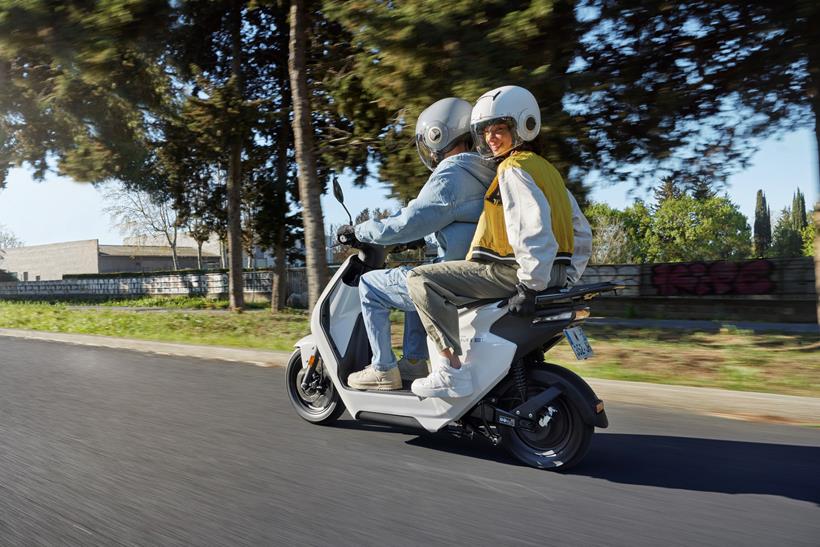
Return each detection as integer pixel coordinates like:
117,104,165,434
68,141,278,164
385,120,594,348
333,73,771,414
286,180,620,470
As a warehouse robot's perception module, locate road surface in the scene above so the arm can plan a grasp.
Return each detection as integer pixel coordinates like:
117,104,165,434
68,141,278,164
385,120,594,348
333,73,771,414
1,337,818,546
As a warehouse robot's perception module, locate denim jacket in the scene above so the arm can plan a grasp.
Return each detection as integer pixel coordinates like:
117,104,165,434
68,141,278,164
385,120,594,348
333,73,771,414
355,152,496,261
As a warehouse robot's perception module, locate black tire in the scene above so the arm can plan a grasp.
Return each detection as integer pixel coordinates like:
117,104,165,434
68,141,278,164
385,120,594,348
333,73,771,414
285,349,346,425
497,370,594,471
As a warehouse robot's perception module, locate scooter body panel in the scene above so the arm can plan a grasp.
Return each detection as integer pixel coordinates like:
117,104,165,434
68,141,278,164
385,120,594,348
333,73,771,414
309,256,518,432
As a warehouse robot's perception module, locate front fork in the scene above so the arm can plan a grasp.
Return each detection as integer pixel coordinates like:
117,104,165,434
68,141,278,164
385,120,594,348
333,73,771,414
300,349,323,394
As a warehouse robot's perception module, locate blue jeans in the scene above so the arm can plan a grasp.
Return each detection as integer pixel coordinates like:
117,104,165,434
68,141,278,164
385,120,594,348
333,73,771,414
359,266,429,371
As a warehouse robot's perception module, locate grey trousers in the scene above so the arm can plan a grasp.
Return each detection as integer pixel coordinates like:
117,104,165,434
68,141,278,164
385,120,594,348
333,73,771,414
407,260,567,356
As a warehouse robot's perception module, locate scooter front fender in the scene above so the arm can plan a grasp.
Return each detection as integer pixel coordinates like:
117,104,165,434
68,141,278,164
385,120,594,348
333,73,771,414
294,335,317,369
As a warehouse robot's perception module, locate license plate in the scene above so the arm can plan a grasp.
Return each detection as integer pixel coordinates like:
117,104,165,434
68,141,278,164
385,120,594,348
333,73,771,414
564,326,593,360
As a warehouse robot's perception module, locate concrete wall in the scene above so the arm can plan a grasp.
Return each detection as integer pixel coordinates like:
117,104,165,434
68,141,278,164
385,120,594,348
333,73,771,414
99,255,221,274
0,257,815,322
578,258,817,323
0,240,99,281
0,271,302,301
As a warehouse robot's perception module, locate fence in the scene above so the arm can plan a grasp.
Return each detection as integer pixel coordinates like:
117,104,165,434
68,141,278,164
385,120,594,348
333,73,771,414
0,258,815,322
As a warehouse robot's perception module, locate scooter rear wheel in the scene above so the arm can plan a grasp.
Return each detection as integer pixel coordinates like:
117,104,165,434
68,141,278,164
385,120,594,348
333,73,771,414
498,372,593,471
286,349,346,424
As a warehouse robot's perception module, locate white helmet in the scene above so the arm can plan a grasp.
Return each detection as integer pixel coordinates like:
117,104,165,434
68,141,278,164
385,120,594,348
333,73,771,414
470,85,541,158
415,97,473,171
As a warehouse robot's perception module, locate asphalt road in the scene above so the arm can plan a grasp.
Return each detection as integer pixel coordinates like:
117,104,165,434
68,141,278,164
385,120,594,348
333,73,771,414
1,337,818,546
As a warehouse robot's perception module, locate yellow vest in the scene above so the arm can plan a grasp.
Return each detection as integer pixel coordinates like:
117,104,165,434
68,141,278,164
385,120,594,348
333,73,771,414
468,151,574,265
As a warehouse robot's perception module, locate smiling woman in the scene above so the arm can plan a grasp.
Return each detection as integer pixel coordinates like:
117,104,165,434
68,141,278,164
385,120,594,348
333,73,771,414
0,169,122,246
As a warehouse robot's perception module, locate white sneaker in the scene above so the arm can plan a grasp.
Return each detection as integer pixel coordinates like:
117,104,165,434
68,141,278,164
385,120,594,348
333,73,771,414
411,365,473,398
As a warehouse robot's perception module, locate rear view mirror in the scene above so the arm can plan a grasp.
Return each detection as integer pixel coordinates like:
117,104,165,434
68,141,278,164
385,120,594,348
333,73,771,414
332,175,345,204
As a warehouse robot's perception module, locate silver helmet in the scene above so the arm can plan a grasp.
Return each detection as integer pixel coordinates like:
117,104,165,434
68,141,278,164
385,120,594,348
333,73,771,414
415,97,473,171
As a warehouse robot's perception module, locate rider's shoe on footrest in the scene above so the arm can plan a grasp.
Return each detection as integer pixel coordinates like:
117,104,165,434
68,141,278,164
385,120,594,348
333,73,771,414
397,357,430,381
348,365,402,391
411,365,473,398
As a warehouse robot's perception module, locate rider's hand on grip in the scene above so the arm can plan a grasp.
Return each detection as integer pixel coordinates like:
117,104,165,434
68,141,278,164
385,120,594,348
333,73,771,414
336,225,359,247
507,283,536,316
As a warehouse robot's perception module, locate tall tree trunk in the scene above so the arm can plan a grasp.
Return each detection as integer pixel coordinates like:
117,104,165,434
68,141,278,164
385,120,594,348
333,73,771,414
227,0,245,311
272,115,290,312
272,239,288,311
171,229,178,270
196,240,203,270
288,0,329,311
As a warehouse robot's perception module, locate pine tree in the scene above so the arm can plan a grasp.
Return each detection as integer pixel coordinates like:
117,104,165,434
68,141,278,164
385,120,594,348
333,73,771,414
771,207,804,258
688,178,716,201
653,176,682,210
753,190,772,257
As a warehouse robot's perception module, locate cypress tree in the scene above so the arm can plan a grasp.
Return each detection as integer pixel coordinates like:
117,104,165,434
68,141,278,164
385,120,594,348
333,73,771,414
791,189,807,231
753,190,772,257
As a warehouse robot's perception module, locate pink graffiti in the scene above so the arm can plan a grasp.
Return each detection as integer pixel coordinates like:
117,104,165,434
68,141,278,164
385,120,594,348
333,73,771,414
651,260,775,296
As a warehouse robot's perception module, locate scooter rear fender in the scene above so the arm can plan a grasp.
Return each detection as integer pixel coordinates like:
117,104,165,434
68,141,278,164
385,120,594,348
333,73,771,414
529,365,609,428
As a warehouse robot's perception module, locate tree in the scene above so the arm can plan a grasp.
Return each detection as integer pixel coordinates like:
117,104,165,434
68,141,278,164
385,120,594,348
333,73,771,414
771,207,805,258
288,0,330,310
0,223,22,249
325,0,591,201
578,0,820,319
688,179,716,201
584,203,631,264
801,223,815,256
103,185,181,269
645,195,751,262
653,176,683,210
791,188,808,232
0,0,170,190
753,190,772,258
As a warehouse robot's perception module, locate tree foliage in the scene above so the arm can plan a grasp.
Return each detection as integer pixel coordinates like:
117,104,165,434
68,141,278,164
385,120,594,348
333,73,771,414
645,195,751,262
576,0,820,189
325,0,591,200
771,207,805,258
588,194,752,263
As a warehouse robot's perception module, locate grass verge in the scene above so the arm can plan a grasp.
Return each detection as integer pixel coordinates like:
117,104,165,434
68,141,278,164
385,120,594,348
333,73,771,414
0,300,308,351
1,300,817,396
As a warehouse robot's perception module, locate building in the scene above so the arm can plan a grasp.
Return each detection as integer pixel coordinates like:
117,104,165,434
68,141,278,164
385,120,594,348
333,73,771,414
0,239,221,281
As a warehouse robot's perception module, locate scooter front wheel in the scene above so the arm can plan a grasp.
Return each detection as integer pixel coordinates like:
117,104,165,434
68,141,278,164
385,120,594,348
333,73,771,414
285,349,346,424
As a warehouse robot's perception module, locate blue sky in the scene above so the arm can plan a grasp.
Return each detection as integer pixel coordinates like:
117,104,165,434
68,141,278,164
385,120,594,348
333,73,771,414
1,128,817,247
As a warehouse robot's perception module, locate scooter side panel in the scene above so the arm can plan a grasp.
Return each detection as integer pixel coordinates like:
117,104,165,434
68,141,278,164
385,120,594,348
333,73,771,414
337,302,517,432
327,282,361,358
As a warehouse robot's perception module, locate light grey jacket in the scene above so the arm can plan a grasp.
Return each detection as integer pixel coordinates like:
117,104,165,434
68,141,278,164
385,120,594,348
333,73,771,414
355,152,496,261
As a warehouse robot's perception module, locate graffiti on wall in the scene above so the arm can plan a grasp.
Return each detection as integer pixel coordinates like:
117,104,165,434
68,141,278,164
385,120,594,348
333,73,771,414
650,260,775,296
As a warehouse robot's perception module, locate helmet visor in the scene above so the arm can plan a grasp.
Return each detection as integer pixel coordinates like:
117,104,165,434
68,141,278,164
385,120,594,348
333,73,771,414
415,134,443,171
471,117,524,159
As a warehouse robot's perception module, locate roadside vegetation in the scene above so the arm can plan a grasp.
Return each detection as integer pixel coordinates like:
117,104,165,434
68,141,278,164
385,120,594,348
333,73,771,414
1,301,817,397
0,300,307,351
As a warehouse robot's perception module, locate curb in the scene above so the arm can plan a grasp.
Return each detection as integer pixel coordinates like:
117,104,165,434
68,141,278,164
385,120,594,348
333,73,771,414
2,328,818,425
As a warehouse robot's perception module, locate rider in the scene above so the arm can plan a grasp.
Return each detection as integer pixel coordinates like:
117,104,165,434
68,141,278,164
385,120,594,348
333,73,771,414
337,97,496,391
406,85,592,398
